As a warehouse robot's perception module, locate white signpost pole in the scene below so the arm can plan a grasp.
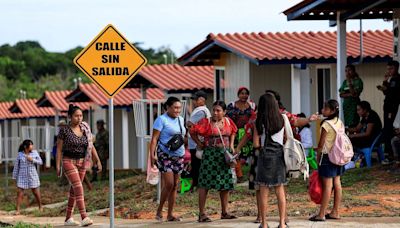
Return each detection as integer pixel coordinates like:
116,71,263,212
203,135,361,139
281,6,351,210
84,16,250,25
109,98,114,227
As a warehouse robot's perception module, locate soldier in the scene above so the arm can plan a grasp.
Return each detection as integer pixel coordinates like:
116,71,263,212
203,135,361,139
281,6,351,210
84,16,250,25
92,119,109,182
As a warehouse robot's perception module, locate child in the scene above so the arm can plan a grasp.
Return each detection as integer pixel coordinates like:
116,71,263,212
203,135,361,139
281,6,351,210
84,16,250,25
297,113,313,152
12,140,43,214
309,99,345,221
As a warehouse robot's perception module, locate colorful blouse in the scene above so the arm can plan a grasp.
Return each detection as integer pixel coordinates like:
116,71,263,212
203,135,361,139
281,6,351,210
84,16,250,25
226,101,256,129
58,126,89,158
190,117,237,148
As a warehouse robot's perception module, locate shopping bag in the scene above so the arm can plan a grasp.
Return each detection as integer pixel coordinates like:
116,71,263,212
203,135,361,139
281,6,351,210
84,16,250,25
309,170,322,204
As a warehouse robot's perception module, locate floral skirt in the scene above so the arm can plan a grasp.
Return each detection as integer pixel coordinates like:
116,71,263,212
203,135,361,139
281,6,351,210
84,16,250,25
156,148,184,174
198,147,234,190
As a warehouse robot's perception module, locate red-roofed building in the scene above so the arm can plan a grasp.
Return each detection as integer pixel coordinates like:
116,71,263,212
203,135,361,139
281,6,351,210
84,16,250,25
179,30,392,122
64,83,165,169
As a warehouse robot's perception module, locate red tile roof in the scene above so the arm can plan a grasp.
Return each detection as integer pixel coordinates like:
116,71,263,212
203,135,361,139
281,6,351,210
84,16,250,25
8,99,56,119
137,64,214,91
179,30,392,65
0,102,22,119
36,90,92,112
67,83,165,107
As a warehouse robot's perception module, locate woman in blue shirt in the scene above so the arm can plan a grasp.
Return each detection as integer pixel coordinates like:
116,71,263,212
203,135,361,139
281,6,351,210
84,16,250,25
149,96,186,222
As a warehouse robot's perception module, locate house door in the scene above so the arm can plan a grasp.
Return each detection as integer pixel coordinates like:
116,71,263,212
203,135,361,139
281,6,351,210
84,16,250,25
317,68,331,113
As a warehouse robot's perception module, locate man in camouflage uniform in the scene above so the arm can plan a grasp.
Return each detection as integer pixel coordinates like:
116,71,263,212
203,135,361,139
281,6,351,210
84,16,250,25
92,119,109,181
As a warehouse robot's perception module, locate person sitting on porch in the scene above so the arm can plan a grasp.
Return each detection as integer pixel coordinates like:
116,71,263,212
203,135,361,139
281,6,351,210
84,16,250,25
347,101,382,149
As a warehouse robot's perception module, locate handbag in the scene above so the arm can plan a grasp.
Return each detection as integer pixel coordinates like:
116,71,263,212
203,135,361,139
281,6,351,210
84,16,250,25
163,117,185,151
216,119,237,166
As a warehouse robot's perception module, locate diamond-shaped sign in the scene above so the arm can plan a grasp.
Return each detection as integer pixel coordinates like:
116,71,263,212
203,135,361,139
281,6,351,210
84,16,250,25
74,24,147,98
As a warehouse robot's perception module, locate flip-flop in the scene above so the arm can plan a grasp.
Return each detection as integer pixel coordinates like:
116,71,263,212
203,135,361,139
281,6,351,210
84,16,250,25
221,213,237,219
198,214,212,223
325,214,341,220
167,216,182,222
309,215,325,222
155,214,163,222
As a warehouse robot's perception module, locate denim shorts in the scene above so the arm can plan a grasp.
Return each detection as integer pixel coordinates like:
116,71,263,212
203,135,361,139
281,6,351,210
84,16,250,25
318,154,345,178
254,142,287,187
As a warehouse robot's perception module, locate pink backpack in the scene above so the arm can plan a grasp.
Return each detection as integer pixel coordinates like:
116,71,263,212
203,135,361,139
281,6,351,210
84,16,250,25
325,120,354,166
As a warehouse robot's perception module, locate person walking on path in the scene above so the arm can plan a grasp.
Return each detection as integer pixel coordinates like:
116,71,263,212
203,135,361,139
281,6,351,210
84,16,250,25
149,97,186,222
186,91,211,191
339,64,363,127
92,119,109,182
309,99,345,222
56,104,102,226
190,100,238,223
12,140,43,215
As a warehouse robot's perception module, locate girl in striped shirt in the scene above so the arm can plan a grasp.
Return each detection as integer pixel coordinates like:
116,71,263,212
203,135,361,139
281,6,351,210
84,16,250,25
12,139,43,214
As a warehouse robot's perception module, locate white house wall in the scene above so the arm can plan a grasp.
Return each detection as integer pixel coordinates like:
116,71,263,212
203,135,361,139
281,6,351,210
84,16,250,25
225,54,250,103
113,108,123,169
249,64,292,109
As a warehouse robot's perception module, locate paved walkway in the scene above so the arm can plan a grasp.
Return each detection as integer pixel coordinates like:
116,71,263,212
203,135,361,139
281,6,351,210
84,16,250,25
1,214,399,228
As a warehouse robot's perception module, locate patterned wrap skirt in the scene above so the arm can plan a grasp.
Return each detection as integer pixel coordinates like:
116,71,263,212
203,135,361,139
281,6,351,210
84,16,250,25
198,147,234,191
156,147,184,174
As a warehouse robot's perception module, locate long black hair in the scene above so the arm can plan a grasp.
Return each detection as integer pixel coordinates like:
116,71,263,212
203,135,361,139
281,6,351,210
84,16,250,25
163,96,181,111
18,139,33,152
256,93,283,136
68,104,82,117
320,99,340,126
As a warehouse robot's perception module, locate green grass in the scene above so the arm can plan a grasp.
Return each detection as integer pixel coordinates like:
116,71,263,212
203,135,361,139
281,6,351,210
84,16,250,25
1,165,399,218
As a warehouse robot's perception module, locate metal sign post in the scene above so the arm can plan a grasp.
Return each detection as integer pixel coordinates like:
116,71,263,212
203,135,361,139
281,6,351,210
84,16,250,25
74,24,147,228
109,98,114,227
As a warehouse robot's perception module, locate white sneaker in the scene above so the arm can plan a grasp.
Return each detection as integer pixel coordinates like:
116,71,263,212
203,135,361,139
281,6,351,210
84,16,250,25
381,159,391,165
64,217,79,226
81,217,93,227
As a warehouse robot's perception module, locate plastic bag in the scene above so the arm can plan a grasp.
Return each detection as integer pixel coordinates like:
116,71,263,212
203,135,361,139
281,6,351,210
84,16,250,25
309,170,322,204
146,152,159,185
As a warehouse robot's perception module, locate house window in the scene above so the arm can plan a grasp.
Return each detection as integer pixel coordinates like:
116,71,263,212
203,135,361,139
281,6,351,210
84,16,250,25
215,67,225,101
317,68,331,112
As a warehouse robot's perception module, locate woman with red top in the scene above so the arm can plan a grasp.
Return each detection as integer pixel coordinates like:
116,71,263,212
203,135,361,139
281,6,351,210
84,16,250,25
190,100,238,223
226,87,256,182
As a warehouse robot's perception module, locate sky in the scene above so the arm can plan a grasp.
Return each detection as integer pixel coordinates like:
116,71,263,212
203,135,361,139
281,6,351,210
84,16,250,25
1,0,393,57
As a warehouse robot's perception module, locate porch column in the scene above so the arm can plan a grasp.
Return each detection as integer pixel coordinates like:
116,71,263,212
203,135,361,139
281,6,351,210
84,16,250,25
54,109,60,134
4,120,8,161
291,64,301,114
122,110,129,169
45,119,51,168
337,12,347,120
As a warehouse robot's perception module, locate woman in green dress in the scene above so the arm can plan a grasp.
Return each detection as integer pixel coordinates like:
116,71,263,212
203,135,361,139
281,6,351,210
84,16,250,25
190,100,238,223
339,64,363,127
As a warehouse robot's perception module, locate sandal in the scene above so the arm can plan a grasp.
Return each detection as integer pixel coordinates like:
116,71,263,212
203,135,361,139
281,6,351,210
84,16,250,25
253,217,260,223
221,213,237,219
155,214,163,222
325,214,340,220
309,215,325,222
258,224,269,228
198,214,212,223
167,216,182,222
278,222,289,228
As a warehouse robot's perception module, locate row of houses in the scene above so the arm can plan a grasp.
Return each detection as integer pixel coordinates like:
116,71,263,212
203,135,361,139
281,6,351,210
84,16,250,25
0,29,394,171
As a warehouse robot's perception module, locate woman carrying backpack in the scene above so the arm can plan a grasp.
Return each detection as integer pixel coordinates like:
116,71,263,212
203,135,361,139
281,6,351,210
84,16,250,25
253,93,288,228
310,99,345,221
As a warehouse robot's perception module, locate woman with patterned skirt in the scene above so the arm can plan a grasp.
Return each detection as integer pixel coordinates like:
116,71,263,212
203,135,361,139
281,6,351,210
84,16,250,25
226,87,256,182
190,100,238,223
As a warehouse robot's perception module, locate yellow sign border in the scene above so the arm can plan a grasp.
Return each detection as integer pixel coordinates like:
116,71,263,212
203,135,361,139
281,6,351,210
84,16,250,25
74,24,147,98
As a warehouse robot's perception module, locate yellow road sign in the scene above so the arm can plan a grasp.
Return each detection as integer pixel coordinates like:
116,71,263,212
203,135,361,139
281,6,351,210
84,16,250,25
74,24,147,97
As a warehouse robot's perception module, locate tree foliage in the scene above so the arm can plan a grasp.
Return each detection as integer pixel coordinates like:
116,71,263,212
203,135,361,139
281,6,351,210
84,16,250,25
0,41,177,101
